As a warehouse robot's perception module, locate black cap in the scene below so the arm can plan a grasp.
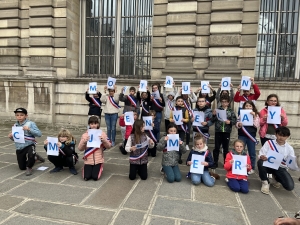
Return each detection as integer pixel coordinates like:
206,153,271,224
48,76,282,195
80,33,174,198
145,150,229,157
14,108,27,115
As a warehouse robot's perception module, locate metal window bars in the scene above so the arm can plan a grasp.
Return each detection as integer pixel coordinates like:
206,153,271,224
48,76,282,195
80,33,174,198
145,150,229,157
255,0,299,81
84,0,152,79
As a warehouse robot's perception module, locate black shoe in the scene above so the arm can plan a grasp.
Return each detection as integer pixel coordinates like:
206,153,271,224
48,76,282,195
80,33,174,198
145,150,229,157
69,167,78,175
211,163,218,169
35,153,45,163
178,159,183,164
119,146,127,155
50,167,63,173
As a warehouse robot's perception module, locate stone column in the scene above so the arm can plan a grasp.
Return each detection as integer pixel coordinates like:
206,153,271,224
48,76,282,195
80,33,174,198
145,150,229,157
204,0,244,80
0,0,22,76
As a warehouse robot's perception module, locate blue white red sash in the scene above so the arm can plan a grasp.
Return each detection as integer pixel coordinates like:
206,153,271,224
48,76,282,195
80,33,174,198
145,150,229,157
129,146,149,160
24,135,37,145
108,96,121,109
242,96,249,101
153,98,163,109
206,100,211,106
181,124,187,133
141,101,149,114
241,126,259,145
273,124,279,129
91,97,101,107
58,148,66,156
167,100,173,111
148,130,157,143
183,100,193,118
127,95,137,107
268,140,286,165
195,126,210,140
83,147,99,160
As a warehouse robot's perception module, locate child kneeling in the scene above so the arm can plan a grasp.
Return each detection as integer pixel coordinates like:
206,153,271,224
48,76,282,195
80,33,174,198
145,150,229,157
224,139,251,193
78,116,111,181
186,134,218,186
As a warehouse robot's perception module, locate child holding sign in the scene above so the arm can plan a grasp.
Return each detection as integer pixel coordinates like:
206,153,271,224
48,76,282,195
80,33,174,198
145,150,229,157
236,101,260,174
224,140,252,193
8,108,43,176
144,110,159,157
163,81,177,134
85,87,102,121
186,134,219,186
157,123,187,183
44,129,78,175
125,119,155,180
216,83,234,108
137,89,151,119
258,127,295,195
211,96,237,169
78,116,112,181
119,86,140,114
195,84,216,108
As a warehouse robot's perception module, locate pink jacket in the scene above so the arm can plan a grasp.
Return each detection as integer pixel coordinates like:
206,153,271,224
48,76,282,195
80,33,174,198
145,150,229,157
259,107,288,138
224,152,251,180
78,131,111,165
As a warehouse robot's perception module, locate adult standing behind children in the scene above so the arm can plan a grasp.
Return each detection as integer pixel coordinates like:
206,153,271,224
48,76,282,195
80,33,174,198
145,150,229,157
101,85,120,147
85,88,102,122
195,84,216,108
150,83,165,140
259,94,288,146
8,108,44,176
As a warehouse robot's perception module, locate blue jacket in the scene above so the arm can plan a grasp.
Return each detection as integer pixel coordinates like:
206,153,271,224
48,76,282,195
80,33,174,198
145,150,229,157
186,147,214,171
11,119,42,150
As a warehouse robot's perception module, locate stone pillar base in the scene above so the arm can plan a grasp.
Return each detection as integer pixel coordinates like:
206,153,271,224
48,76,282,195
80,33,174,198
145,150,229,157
0,66,23,76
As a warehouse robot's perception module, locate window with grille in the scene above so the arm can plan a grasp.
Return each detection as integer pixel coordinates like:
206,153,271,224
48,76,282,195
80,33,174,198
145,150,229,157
82,0,153,78
255,0,300,81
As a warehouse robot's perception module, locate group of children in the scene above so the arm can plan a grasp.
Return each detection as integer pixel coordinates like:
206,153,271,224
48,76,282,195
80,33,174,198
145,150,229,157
8,78,299,196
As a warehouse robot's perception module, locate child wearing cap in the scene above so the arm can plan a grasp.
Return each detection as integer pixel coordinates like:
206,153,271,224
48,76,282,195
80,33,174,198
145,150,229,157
8,108,43,176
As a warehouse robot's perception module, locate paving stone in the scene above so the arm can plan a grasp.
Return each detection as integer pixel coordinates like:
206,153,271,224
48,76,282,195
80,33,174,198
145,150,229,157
33,168,74,183
248,178,262,191
158,178,192,200
239,191,283,225
14,167,49,180
14,200,115,225
0,179,24,193
84,175,136,208
0,195,24,210
106,158,129,165
103,163,129,175
0,164,24,181
270,187,300,213
0,211,13,222
113,210,145,225
194,185,239,206
294,183,300,198
152,197,246,224
148,162,163,178
0,153,17,163
9,181,93,204
147,216,175,225
4,216,65,225
124,177,160,211
0,161,10,168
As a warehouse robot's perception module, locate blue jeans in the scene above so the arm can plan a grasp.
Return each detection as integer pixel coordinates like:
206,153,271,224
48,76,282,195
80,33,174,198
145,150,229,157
154,111,162,140
190,170,215,187
239,135,256,170
104,113,118,142
163,165,181,183
227,178,249,193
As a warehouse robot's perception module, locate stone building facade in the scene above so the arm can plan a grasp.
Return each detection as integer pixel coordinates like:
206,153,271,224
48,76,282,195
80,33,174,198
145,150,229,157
0,0,300,137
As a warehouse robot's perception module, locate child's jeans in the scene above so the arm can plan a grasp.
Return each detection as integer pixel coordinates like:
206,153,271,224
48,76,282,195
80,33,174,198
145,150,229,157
162,165,181,183
190,171,215,186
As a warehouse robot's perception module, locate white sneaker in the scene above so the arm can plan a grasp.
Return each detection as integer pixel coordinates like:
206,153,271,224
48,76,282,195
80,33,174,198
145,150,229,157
261,180,270,194
271,180,281,188
225,178,229,183
267,173,273,179
160,167,164,175
186,145,190,151
248,169,255,175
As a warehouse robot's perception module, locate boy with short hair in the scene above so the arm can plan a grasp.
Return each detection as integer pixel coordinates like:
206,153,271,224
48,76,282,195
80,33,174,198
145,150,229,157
8,108,43,176
258,127,295,195
119,86,140,114
137,89,151,119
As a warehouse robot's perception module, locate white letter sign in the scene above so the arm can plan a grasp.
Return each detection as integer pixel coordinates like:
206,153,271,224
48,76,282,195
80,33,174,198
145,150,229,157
165,76,173,88
232,155,247,176
192,111,204,127
240,76,251,90
173,110,183,125
87,129,102,148
107,77,116,89
47,137,59,156
88,82,97,94
190,154,205,174
143,116,153,130
221,77,231,91
263,150,284,170
167,134,179,151
124,111,134,125
12,127,25,144
240,110,253,126
216,109,227,122
182,82,190,94
139,80,147,92
201,81,210,94
267,106,281,124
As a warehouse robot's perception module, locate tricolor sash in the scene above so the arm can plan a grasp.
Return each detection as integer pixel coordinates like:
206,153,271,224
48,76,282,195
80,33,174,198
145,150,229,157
181,124,187,133
108,96,121,109
148,130,157,143
268,140,286,165
242,96,249,101
153,98,163,109
91,97,101,107
127,95,137,107
205,99,211,106
195,127,210,140
24,135,37,145
129,146,149,160
183,100,193,118
58,148,66,156
83,147,99,160
141,101,149,114
241,126,259,145
167,100,173,111
273,124,280,129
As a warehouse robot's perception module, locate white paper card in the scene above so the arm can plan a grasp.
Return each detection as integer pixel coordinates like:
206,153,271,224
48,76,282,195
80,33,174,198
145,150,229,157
216,109,227,122
240,76,251,90
152,90,160,99
173,110,183,125
165,76,173,88
192,111,204,127
263,150,284,170
182,82,190,94
221,77,231,91
37,166,49,171
201,81,210,94
286,155,300,171
136,140,148,149
240,110,253,126
267,106,281,124
167,134,180,151
143,116,153,130
88,82,97,94
124,111,134,125
232,155,248,176
12,127,25,143
107,77,116,89
47,137,59,156
139,80,147,92
190,154,205,174
87,129,102,148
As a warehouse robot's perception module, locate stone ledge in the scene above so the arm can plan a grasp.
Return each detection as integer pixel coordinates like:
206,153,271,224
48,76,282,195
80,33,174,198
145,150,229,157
167,2,197,13
168,13,196,24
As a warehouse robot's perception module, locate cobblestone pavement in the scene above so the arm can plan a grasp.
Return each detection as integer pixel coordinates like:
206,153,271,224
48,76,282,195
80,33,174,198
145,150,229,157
0,127,299,225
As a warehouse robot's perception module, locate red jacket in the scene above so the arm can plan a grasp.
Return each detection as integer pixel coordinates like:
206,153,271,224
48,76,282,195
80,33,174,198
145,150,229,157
119,116,133,139
224,151,251,180
233,84,260,102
